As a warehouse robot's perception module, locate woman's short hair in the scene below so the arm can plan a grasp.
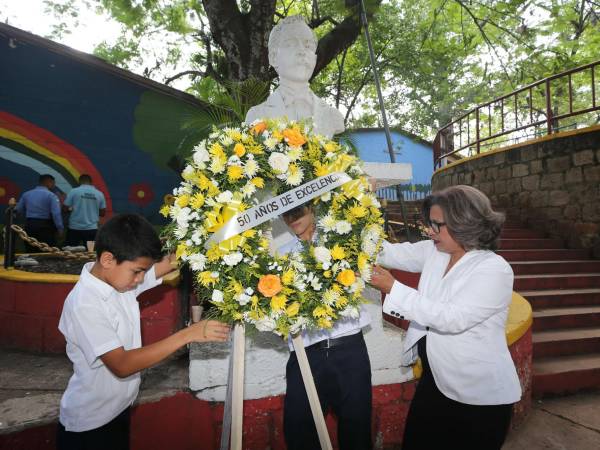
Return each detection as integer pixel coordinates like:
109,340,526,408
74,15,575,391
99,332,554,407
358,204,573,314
422,185,505,251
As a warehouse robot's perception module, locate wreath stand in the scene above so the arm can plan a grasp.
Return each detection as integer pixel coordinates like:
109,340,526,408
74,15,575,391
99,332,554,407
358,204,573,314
220,324,333,450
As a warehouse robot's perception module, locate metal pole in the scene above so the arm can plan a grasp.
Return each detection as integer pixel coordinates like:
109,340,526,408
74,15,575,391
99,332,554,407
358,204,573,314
358,0,412,240
3,198,17,269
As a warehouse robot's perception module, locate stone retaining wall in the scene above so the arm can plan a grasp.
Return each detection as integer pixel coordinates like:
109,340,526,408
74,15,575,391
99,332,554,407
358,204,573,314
432,126,600,257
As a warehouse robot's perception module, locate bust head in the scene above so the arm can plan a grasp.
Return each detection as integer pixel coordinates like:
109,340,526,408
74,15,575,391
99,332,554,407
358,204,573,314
268,15,317,83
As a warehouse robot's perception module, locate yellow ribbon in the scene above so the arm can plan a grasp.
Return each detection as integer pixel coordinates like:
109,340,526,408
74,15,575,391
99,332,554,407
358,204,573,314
204,194,248,251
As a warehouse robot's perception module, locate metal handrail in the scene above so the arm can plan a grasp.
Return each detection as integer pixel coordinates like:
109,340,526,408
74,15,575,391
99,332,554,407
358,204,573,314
433,60,600,169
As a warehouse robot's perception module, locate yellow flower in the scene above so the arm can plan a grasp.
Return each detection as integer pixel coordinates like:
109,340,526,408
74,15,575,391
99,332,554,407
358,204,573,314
286,302,300,317
242,229,257,238
323,270,332,278
234,143,246,157
190,193,205,209
357,253,369,271
283,128,307,147
176,243,188,260
330,244,346,260
198,271,218,286
347,205,368,220
272,130,284,142
227,165,244,181
176,194,190,208
206,245,225,262
313,306,328,318
251,177,265,188
159,204,171,217
337,269,356,287
360,194,374,208
324,141,339,153
233,312,243,320
336,296,348,308
228,130,243,141
313,161,330,177
282,269,295,285
210,142,225,157
317,317,333,329
270,294,287,311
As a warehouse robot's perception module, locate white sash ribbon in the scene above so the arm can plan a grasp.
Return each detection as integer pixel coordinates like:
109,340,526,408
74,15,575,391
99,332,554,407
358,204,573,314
205,172,351,248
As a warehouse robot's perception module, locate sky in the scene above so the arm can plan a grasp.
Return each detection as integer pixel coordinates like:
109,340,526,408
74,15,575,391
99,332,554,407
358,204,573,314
1,0,120,54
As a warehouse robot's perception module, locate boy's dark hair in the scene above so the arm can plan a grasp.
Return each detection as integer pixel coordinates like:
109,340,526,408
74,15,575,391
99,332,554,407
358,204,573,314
95,214,162,263
38,174,55,184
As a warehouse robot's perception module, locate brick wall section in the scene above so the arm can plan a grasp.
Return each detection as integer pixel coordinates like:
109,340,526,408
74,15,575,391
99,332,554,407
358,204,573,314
432,127,600,258
0,278,181,353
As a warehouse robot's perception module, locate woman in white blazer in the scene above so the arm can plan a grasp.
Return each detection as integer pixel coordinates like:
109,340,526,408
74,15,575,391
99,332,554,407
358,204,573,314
370,185,522,450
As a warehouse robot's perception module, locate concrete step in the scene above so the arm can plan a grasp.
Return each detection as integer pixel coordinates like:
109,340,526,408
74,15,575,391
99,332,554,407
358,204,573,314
532,306,600,331
498,238,564,250
533,327,600,357
500,229,546,239
511,260,600,275
533,353,600,397
514,273,600,291
498,248,591,261
519,288,600,309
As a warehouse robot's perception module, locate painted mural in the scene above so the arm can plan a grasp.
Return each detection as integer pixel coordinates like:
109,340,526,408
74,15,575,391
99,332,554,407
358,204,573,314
0,23,204,224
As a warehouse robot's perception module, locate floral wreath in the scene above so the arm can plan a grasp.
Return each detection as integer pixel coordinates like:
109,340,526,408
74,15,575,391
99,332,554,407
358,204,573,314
161,119,385,338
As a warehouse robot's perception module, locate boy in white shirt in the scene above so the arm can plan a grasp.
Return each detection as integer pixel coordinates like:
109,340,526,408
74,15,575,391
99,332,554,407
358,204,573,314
57,213,229,450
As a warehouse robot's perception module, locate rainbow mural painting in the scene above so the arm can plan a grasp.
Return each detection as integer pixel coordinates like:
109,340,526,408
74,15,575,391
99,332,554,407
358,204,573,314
0,112,112,212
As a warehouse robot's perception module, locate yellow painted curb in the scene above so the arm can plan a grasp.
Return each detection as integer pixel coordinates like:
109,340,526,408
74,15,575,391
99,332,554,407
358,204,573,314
412,291,532,379
0,256,180,285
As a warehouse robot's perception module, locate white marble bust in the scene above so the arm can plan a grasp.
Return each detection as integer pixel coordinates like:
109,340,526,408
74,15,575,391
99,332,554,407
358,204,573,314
245,15,345,138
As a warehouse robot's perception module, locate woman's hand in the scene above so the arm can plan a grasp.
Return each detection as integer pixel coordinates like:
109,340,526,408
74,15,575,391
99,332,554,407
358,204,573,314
187,319,230,343
369,265,396,294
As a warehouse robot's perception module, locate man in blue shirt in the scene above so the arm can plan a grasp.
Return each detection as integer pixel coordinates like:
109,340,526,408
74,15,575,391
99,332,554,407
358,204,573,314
16,174,64,252
63,174,106,246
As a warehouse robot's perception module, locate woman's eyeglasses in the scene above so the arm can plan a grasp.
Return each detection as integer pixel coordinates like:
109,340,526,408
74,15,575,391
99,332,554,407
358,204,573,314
427,219,446,233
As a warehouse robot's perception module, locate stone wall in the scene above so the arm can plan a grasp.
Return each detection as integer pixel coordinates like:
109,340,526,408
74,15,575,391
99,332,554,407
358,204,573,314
432,126,600,258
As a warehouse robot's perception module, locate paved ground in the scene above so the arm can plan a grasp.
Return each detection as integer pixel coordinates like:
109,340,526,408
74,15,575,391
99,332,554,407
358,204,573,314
1,348,599,448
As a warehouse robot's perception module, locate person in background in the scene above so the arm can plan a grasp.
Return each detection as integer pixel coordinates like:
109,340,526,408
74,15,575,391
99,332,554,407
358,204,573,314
16,173,64,251
57,213,229,450
277,204,373,450
369,185,522,450
63,174,106,246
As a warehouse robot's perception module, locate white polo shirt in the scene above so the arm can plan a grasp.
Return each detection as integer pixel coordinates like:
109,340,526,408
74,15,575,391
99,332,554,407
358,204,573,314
58,262,162,432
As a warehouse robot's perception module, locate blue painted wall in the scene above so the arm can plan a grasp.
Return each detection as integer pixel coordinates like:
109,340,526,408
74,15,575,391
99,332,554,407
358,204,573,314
348,129,433,200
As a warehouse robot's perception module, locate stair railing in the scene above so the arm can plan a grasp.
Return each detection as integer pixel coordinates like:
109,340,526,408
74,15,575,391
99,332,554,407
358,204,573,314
433,60,600,170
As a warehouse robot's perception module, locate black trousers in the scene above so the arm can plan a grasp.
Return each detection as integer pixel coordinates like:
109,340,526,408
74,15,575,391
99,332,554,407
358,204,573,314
284,332,372,450
65,228,97,246
402,338,513,450
56,407,130,450
24,218,57,251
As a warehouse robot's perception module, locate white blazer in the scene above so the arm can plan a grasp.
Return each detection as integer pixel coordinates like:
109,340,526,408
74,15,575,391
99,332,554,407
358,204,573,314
378,240,522,405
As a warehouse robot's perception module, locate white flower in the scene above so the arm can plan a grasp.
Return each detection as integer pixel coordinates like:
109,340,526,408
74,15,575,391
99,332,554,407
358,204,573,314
228,155,241,164
188,253,207,271
349,278,365,294
290,317,308,335
285,166,304,186
223,252,243,266
192,146,210,167
212,289,224,303
264,137,278,149
360,265,372,282
268,152,290,173
336,221,352,234
209,158,225,174
191,229,205,245
287,147,302,162
173,206,192,229
216,190,233,203
320,192,331,202
237,293,251,306
220,135,234,146
339,306,360,319
319,214,337,232
244,158,258,177
182,164,195,179
255,316,277,332
313,246,332,265
306,273,322,291
242,182,257,198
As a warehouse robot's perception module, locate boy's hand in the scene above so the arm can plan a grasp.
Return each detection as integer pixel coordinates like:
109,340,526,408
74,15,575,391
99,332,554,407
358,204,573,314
187,319,230,343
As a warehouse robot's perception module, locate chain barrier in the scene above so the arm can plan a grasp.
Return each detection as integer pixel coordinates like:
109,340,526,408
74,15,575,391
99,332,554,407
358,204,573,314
10,224,95,260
